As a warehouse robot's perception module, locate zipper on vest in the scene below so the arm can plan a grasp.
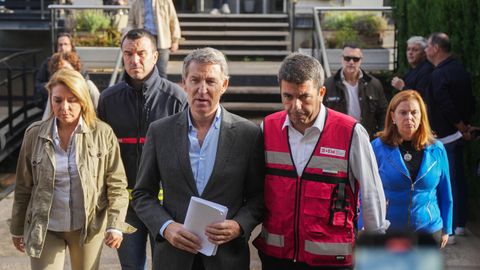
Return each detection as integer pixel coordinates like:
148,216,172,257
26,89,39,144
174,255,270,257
408,183,414,228
293,175,302,261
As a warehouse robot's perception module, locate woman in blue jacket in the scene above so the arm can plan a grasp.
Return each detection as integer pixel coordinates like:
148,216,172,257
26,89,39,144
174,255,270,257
372,90,452,248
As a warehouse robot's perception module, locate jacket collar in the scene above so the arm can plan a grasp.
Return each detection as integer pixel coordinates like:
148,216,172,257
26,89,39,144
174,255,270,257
38,117,93,141
384,142,437,181
435,56,455,69
124,66,162,96
334,68,372,83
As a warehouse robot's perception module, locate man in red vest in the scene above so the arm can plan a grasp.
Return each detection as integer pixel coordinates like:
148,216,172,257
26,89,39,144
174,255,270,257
253,53,389,269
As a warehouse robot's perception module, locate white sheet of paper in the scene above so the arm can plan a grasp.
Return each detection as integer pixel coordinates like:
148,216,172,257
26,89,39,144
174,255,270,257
183,196,228,256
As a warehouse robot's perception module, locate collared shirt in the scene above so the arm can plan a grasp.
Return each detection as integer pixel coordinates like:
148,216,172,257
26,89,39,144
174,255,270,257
341,69,363,121
159,107,222,237
282,104,326,176
188,107,222,196
143,0,157,36
282,104,389,233
48,117,85,232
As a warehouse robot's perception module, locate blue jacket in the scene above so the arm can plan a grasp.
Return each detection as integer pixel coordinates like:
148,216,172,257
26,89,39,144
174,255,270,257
371,138,452,234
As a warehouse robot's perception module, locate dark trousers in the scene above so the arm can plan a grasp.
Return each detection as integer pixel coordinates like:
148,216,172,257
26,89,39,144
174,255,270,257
213,0,228,8
444,139,468,230
156,48,170,79
258,251,352,270
192,254,206,270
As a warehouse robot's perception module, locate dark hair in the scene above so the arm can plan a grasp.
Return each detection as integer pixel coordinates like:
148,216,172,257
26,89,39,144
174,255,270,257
342,42,361,50
428,32,451,53
56,32,76,52
121,29,157,51
278,53,324,89
48,52,82,74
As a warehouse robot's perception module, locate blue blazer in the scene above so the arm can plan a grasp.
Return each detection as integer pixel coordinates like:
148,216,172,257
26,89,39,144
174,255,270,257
371,138,453,234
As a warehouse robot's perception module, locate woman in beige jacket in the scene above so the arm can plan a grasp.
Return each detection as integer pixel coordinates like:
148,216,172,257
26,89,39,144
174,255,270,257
10,69,134,270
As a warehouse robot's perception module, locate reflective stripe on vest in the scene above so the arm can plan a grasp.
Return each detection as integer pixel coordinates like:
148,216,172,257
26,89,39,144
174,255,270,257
118,137,146,144
304,240,352,256
260,226,284,248
266,151,348,176
308,156,347,174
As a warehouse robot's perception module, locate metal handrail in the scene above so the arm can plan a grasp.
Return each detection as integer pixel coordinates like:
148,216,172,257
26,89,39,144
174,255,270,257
0,49,43,163
109,49,123,87
312,6,394,78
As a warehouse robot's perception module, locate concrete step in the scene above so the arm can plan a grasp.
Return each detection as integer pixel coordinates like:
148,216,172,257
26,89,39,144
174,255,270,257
173,49,289,56
227,86,278,94
181,40,289,47
182,30,289,37
178,13,288,22
180,22,289,28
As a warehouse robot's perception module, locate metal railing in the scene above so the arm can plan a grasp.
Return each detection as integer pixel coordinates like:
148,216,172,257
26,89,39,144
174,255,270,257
49,4,130,86
0,49,43,163
312,6,395,78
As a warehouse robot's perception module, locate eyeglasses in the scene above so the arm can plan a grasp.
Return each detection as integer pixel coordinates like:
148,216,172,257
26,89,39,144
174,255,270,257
343,56,362,62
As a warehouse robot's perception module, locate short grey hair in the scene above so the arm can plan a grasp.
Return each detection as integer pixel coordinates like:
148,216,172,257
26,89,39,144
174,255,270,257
407,36,427,49
278,53,325,89
182,47,229,79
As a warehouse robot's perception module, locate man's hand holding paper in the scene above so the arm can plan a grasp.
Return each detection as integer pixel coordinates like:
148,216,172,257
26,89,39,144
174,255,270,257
205,220,241,245
164,222,202,254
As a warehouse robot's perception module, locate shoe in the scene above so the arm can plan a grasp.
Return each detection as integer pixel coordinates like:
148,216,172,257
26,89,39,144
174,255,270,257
455,227,466,236
210,8,220,15
221,3,231,14
447,235,456,245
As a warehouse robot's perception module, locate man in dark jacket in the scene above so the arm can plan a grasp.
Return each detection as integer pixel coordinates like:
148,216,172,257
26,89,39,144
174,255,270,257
98,29,188,270
391,36,433,98
424,32,475,244
324,44,388,139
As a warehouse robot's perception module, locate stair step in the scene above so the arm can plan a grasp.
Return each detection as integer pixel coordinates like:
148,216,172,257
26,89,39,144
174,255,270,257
182,31,289,37
173,49,289,56
221,102,283,112
227,86,279,94
178,14,288,20
180,22,289,28
181,40,289,46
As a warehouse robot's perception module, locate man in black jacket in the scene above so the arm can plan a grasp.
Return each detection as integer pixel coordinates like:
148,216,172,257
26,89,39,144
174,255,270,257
98,29,188,270
425,32,475,244
391,36,433,98
324,43,388,139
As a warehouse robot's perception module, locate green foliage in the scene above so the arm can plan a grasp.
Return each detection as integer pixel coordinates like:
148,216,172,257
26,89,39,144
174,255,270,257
75,11,110,34
392,0,480,222
322,12,387,48
73,11,121,46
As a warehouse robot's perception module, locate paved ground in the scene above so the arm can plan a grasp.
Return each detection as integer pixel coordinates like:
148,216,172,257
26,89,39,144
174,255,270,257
0,190,479,269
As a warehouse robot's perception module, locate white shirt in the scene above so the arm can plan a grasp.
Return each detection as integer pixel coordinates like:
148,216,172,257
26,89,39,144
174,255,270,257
281,104,390,233
341,69,363,121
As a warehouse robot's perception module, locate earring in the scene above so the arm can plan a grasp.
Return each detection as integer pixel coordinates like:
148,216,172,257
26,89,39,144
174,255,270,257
393,121,396,125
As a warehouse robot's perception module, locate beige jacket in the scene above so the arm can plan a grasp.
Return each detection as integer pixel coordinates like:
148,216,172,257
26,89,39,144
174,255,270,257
10,118,134,258
126,0,181,49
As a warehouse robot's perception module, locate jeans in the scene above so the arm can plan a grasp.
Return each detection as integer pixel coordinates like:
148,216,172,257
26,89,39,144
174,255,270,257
117,206,155,270
443,139,468,230
213,0,228,8
156,49,169,79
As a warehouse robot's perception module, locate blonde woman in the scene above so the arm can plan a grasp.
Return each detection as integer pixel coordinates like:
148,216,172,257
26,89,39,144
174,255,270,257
11,69,134,270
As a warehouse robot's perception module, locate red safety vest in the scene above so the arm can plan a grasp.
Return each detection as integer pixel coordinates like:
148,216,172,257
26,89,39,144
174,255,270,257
254,109,359,267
